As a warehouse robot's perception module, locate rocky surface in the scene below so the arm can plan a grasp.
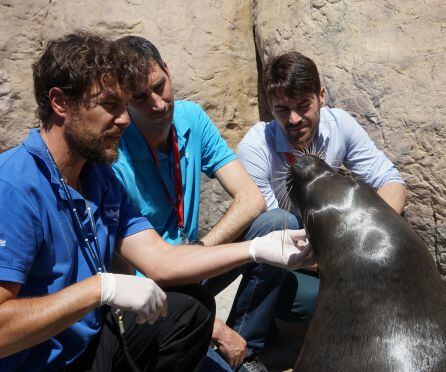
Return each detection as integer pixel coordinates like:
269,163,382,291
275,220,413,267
0,1,445,271
253,0,446,272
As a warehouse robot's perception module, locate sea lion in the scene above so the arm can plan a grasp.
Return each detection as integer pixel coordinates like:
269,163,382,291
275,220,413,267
286,154,446,372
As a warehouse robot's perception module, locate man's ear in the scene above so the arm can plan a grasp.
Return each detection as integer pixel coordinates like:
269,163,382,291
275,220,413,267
48,87,69,120
319,87,326,107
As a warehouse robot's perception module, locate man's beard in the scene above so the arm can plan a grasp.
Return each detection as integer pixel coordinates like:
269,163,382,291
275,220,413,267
286,112,320,150
65,115,122,164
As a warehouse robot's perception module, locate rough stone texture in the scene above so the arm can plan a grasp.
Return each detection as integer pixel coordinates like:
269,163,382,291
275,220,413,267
1,1,445,273
0,0,49,150
254,0,446,273
42,0,259,148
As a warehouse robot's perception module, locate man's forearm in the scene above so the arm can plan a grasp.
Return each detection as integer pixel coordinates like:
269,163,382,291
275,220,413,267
202,160,266,246
377,182,407,215
0,275,101,358
144,241,252,287
202,191,265,246
118,229,252,287
120,228,311,289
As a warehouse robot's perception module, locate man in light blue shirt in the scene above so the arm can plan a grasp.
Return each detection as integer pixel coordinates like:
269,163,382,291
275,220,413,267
238,51,406,327
238,107,405,212
112,36,302,372
113,99,236,245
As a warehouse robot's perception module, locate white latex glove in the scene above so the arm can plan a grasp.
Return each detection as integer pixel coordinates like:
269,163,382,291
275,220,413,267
248,229,314,270
99,273,168,325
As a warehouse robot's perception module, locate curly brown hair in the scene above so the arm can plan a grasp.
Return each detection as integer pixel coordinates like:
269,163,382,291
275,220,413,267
33,31,150,129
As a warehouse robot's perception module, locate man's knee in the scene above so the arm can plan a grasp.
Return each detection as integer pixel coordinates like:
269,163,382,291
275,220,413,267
242,208,300,240
166,284,216,326
175,284,216,314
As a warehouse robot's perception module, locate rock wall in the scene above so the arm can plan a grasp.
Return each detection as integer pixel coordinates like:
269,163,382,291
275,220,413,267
0,0,49,149
254,0,446,272
0,1,445,270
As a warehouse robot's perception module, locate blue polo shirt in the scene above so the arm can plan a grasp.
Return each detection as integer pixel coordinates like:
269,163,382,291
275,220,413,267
0,129,152,371
112,100,236,245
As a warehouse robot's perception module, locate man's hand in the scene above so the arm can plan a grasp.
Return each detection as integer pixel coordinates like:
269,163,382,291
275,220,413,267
212,319,247,367
100,273,167,324
248,229,314,269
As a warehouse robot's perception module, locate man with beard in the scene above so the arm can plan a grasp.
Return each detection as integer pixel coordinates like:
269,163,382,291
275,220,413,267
112,36,313,372
237,51,406,333
0,33,313,371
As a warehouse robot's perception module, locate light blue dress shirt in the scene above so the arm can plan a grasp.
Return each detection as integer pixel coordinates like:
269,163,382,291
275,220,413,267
237,107,404,212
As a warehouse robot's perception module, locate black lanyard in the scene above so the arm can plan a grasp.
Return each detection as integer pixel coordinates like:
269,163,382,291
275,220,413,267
46,149,105,274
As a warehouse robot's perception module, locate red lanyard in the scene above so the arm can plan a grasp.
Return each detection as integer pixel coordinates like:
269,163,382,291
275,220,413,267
284,152,296,164
148,126,184,230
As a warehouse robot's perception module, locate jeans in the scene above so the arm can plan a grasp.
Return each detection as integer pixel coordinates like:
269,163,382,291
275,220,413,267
202,208,320,361
202,348,233,372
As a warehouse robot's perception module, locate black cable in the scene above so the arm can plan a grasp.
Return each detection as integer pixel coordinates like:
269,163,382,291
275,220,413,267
113,309,142,372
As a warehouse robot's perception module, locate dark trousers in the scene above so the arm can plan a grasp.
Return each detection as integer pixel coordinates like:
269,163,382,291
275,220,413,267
65,285,215,372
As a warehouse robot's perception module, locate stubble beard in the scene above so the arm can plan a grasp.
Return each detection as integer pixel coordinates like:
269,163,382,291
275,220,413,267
65,115,121,164
289,109,321,151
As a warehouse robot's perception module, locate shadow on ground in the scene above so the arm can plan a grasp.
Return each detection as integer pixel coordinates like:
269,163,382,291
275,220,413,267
260,320,308,372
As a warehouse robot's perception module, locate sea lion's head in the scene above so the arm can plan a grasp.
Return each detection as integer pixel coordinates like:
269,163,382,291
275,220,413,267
286,154,336,219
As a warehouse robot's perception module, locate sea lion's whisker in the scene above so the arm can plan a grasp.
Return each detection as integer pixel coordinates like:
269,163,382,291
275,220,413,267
276,188,289,201
276,191,292,209
274,172,292,183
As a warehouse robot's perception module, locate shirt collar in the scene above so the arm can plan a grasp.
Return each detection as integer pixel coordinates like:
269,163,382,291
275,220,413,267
122,104,190,162
23,128,107,204
172,103,190,151
23,128,64,193
273,120,295,153
120,121,150,162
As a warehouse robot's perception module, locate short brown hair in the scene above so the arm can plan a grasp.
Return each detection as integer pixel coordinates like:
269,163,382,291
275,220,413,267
263,51,321,101
33,32,149,128
115,36,168,74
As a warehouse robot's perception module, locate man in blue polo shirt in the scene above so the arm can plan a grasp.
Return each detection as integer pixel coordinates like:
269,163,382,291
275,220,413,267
0,32,213,372
0,33,314,371
111,36,302,372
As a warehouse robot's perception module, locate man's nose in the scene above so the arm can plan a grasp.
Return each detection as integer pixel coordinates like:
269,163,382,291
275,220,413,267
289,110,302,125
150,94,166,112
115,106,131,128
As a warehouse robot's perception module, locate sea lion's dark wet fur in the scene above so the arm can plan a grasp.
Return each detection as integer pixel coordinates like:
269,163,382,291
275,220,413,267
287,154,446,372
